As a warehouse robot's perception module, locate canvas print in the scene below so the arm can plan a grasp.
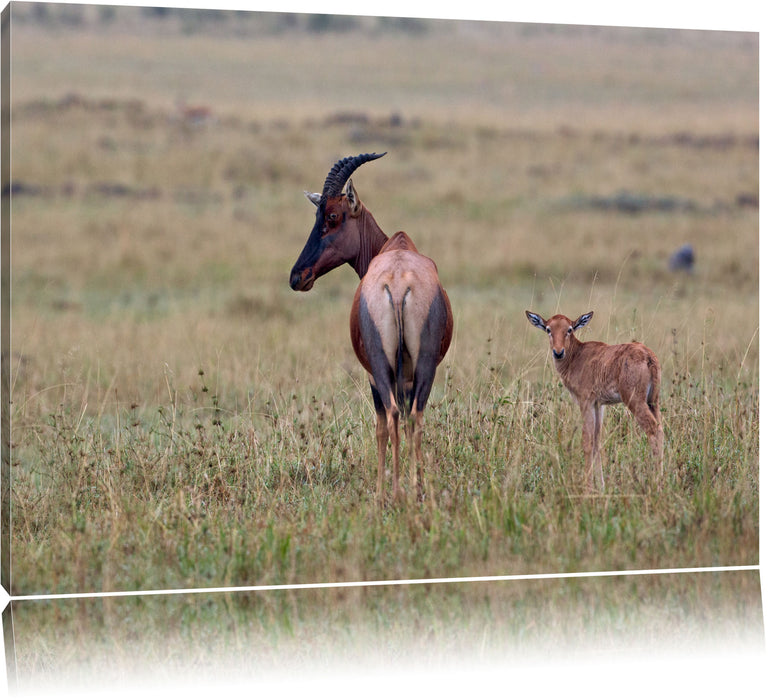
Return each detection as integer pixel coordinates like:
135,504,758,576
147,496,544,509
0,1,762,693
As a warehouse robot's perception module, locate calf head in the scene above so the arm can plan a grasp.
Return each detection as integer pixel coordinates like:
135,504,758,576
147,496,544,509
526,310,594,360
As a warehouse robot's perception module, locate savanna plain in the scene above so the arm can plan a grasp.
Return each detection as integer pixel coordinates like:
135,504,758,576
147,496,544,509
5,7,761,691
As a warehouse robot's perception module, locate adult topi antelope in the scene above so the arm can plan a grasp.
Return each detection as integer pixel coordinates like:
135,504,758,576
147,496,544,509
290,152,453,502
525,310,663,490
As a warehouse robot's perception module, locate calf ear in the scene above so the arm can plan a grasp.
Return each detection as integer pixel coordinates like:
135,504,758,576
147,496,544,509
304,191,322,206
345,179,362,216
573,311,594,330
525,311,547,330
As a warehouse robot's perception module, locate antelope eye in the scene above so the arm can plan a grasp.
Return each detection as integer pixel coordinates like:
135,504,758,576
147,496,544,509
566,327,573,335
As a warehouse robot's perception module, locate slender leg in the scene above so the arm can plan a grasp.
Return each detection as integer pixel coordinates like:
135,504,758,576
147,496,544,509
593,403,605,490
636,407,663,476
647,360,663,478
409,403,425,502
404,287,447,503
580,402,597,492
649,393,664,477
653,422,664,476
626,394,664,478
371,384,388,503
360,301,402,502
388,404,402,501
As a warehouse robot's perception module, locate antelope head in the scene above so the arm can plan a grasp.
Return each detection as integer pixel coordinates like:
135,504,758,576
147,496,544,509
289,152,387,291
526,310,594,361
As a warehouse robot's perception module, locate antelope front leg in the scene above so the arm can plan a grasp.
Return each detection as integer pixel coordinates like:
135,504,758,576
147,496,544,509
593,403,605,490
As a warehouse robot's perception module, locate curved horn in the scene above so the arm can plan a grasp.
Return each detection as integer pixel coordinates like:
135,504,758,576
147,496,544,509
322,151,387,198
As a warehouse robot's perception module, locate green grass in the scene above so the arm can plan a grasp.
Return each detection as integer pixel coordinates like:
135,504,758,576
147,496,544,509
6,9,760,688
10,311,758,592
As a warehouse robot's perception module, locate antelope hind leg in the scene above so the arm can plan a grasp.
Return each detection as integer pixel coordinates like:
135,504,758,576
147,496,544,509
627,396,664,480
371,385,389,503
409,405,425,502
375,417,388,503
649,422,665,479
388,405,403,501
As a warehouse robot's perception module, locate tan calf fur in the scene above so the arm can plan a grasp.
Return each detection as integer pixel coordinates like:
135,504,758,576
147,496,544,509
526,310,663,490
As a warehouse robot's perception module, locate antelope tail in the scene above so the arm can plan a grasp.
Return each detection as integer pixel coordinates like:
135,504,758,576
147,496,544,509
395,287,413,415
383,284,410,416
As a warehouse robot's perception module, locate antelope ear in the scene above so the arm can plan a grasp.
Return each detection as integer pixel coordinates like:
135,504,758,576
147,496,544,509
345,179,362,216
525,311,548,331
573,311,594,330
304,191,322,207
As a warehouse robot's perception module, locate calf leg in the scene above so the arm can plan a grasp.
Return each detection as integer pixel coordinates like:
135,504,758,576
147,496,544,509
650,425,664,477
647,356,663,476
648,392,664,477
625,393,664,477
580,403,598,492
593,403,605,490
642,409,664,477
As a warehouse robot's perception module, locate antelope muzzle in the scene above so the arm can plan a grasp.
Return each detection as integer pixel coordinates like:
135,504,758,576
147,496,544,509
289,266,315,292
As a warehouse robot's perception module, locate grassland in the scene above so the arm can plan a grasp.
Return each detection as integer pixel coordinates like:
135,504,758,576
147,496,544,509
5,8,760,690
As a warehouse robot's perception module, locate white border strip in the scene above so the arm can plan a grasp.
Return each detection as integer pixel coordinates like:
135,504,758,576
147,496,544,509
7,565,760,603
